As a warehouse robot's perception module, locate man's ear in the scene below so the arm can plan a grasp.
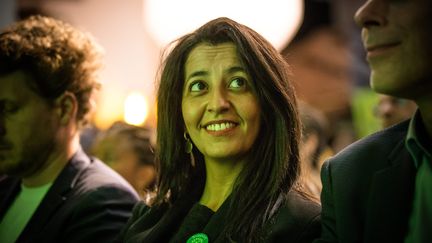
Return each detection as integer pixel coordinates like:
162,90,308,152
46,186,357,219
55,92,78,125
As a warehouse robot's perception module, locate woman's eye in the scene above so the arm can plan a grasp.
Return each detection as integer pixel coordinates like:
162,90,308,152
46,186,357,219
190,81,207,92
229,77,246,89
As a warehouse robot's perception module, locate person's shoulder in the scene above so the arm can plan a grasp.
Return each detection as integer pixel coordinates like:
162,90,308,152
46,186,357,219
321,120,410,187
78,156,136,191
64,152,139,203
267,190,320,242
280,190,321,224
330,120,409,163
118,201,171,242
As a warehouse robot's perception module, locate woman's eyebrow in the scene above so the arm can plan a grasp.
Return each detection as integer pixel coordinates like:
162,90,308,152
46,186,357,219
186,70,207,81
226,66,246,74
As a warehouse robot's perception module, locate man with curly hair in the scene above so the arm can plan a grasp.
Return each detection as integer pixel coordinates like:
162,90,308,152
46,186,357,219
0,15,139,243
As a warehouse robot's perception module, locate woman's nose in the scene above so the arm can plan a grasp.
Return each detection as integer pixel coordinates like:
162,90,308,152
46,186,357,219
207,87,230,114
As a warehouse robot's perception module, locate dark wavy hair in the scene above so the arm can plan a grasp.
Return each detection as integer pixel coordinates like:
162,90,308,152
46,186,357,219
154,17,301,242
0,15,103,126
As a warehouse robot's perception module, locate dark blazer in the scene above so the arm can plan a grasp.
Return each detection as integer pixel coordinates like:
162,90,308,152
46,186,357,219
118,190,321,243
0,148,140,243
315,120,416,243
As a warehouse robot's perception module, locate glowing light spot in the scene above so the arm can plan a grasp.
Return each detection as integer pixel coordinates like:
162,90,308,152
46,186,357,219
143,0,303,51
124,92,148,126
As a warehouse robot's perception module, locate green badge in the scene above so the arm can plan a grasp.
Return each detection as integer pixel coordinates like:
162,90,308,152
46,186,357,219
186,233,209,243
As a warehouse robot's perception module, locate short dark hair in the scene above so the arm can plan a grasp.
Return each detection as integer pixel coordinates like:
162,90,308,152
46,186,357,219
93,121,155,167
0,15,103,126
155,17,301,241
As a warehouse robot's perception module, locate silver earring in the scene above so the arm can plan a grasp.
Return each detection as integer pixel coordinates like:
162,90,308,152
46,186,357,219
184,132,193,154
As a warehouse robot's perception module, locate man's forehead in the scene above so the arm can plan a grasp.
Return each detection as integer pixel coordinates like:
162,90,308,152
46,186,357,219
0,71,37,100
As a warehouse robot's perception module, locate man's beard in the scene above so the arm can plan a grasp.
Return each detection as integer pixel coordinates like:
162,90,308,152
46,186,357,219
0,138,56,179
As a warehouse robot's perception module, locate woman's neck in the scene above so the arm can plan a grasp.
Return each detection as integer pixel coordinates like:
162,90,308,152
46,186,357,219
199,158,244,212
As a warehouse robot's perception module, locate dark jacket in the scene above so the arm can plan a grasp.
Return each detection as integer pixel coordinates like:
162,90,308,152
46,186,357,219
119,190,321,243
0,148,140,243
315,120,416,243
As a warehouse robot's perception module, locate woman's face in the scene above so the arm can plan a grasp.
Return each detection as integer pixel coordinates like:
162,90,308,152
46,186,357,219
181,42,261,165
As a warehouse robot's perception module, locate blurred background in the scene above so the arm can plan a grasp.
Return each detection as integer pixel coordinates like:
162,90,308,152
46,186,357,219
1,0,391,155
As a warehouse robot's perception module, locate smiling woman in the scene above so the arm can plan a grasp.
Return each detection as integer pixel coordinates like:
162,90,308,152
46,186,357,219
118,17,320,243
182,43,261,171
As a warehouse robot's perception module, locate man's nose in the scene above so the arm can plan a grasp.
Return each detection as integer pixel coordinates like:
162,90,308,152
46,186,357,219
354,0,388,28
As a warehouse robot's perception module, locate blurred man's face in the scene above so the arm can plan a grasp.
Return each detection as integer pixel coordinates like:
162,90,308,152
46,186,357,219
92,134,156,193
0,71,59,177
375,94,417,128
355,0,432,100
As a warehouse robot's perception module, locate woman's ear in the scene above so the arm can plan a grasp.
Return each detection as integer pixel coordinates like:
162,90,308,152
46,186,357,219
55,92,78,125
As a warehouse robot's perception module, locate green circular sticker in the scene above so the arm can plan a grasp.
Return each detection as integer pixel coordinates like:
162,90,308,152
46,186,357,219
186,233,209,243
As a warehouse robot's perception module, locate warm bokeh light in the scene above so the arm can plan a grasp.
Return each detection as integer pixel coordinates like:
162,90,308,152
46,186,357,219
143,0,304,50
124,92,149,126
94,85,124,130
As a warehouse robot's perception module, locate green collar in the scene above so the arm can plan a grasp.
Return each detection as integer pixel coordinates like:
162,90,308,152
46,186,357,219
405,110,432,168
